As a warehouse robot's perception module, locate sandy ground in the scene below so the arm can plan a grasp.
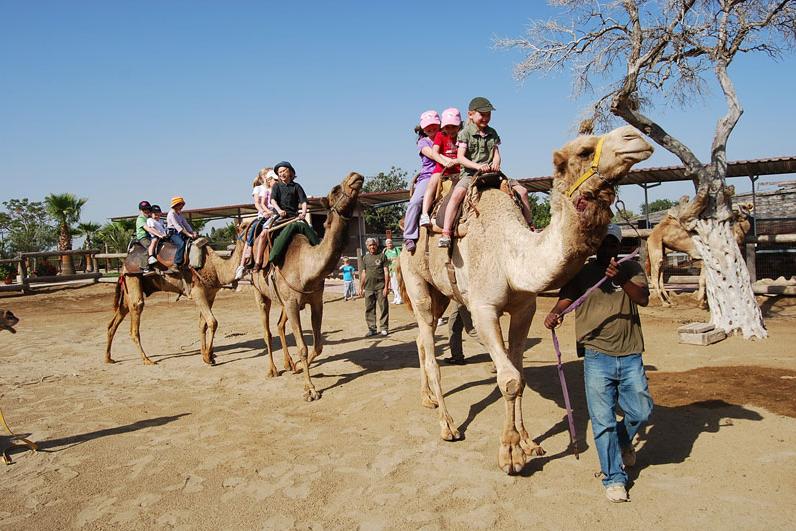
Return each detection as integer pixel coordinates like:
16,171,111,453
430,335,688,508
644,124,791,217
1,282,796,530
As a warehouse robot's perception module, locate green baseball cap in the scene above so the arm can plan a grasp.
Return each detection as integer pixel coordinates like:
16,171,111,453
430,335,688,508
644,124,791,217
469,96,495,112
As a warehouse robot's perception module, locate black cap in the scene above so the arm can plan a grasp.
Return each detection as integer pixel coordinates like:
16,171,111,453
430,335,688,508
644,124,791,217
468,97,495,112
138,200,152,211
274,161,296,176
151,204,162,213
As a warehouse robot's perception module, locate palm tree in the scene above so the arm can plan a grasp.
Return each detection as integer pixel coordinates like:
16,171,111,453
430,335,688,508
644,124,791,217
77,221,101,272
44,193,87,275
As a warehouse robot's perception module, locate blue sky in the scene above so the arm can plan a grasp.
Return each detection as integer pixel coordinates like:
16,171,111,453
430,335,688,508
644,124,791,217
2,1,795,225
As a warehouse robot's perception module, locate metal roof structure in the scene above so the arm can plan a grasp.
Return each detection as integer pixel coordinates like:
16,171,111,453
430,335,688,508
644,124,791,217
517,155,796,193
111,156,796,222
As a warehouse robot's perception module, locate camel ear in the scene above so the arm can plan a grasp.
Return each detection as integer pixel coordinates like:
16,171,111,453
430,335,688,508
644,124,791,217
553,150,567,174
320,197,330,209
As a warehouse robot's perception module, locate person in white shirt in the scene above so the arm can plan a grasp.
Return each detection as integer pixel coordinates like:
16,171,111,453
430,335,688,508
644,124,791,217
236,167,277,280
144,205,168,271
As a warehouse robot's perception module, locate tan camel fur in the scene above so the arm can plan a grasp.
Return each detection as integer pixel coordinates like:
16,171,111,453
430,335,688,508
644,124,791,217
105,229,247,365
646,200,753,308
251,172,363,401
398,125,653,474
0,309,19,334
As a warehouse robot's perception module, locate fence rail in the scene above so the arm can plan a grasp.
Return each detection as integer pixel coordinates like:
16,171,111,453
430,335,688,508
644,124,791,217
0,249,102,294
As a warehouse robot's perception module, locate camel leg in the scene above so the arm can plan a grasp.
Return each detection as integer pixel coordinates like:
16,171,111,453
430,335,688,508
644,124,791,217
254,289,278,377
507,301,545,458
284,301,319,401
105,303,128,364
416,334,437,408
194,288,218,365
277,308,298,373
128,294,156,366
696,266,708,309
471,303,525,474
308,293,323,365
648,242,671,306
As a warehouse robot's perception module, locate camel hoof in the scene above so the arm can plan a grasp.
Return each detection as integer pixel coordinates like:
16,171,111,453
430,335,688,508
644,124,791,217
266,366,278,378
143,358,157,366
104,358,116,364
421,395,438,409
520,439,545,457
499,432,526,474
441,426,462,441
303,388,320,401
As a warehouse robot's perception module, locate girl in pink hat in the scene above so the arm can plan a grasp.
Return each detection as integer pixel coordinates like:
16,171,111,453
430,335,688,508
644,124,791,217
402,110,456,253
419,107,462,230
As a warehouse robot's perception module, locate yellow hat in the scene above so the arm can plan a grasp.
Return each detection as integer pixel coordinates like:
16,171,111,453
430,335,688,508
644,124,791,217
170,196,185,208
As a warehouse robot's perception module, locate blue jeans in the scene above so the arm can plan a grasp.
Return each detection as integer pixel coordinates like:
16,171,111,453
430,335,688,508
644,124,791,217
584,348,653,487
403,178,429,241
169,232,187,265
343,280,355,299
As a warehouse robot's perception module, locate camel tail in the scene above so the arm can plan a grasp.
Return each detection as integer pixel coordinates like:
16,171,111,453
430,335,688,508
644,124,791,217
397,262,413,314
113,275,125,311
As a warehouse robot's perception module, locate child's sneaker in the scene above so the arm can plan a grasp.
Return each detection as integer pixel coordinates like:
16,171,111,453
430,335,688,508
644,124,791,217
438,236,451,248
404,240,416,253
234,265,245,280
419,213,431,227
147,255,157,265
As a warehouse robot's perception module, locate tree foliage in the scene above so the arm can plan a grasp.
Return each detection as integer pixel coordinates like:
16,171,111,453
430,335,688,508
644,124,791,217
0,199,58,257
362,166,408,234
76,221,102,249
529,194,552,228
45,193,87,252
208,222,239,249
96,220,134,253
641,198,677,215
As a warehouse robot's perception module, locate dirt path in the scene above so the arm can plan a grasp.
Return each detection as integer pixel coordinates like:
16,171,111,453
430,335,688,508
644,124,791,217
1,283,795,529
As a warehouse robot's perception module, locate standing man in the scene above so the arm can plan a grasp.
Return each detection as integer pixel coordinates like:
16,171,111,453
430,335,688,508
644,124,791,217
446,302,477,365
382,238,402,304
360,237,390,337
544,224,653,503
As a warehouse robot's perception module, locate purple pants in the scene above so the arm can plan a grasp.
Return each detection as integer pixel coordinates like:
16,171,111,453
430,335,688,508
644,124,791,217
403,177,429,241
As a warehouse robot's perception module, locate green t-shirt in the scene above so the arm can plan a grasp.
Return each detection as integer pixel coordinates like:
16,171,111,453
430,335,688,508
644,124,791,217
559,259,647,356
135,214,149,240
456,121,501,176
382,247,401,273
361,252,386,291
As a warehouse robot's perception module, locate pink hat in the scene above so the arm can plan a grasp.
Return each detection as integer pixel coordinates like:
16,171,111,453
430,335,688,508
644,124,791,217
440,107,462,128
419,110,441,129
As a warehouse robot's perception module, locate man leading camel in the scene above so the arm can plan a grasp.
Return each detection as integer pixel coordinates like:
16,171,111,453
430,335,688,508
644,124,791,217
360,238,389,337
544,224,653,503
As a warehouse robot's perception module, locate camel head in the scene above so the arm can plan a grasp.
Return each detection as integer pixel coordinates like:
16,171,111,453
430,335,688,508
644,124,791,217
735,201,754,220
321,172,364,224
0,308,19,334
553,125,653,212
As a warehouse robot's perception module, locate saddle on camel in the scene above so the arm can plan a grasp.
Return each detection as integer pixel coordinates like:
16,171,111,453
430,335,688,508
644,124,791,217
123,236,209,276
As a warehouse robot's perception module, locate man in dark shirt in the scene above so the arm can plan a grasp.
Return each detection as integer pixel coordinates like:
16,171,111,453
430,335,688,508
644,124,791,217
359,238,389,337
270,161,308,220
544,224,653,503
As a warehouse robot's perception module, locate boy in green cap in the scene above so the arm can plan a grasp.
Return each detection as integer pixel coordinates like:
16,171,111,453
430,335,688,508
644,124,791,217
439,97,533,247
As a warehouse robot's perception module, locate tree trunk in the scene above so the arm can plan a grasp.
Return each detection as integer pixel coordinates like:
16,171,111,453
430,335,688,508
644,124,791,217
59,224,75,275
692,219,766,339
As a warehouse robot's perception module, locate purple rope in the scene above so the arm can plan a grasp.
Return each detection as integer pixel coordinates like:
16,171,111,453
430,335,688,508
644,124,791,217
550,248,640,458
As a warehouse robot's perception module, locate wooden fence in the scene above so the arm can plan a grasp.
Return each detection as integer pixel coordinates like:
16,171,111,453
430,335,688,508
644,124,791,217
0,249,101,294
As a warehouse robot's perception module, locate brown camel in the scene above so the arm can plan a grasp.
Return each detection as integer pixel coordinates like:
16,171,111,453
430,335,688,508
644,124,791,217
251,172,364,401
105,228,247,365
398,125,653,474
646,199,753,308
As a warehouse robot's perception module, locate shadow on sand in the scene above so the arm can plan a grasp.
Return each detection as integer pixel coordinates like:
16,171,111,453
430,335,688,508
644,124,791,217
1,413,190,460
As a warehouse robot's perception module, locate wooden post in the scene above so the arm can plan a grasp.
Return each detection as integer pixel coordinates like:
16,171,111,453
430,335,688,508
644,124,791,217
745,243,756,284
18,257,30,293
104,243,111,273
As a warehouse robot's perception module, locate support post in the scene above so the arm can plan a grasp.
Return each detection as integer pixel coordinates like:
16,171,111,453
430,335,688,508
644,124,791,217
749,175,758,239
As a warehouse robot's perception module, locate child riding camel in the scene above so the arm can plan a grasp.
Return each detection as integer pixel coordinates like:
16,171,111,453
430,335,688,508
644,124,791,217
167,196,198,270
439,97,533,248
270,161,308,223
419,107,462,230
144,205,168,272
236,167,278,280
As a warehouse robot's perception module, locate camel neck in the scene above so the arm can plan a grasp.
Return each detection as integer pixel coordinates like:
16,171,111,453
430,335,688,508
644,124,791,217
489,190,610,294
306,212,349,281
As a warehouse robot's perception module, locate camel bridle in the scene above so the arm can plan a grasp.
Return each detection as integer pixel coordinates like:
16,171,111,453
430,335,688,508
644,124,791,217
565,135,605,198
329,187,355,221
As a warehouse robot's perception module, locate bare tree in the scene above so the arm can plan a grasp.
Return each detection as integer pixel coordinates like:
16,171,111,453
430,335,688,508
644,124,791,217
497,0,795,339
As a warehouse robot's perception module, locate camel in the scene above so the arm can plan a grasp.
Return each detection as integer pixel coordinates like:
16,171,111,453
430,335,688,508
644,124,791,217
398,125,653,474
251,172,363,401
0,308,19,334
646,198,753,308
105,228,247,365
